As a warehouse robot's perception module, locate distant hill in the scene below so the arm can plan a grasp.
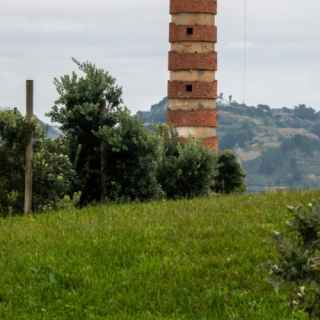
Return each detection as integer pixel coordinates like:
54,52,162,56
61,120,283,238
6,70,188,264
137,98,320,192
38,120,61,139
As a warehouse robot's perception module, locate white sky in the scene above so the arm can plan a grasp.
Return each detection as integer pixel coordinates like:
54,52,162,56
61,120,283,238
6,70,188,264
1,0,320,120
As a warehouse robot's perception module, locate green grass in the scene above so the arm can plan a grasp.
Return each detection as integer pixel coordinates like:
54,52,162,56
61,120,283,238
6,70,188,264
1,191,319,319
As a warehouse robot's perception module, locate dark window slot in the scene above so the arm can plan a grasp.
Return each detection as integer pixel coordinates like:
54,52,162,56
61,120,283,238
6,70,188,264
186,84,193,92
186,27,194,35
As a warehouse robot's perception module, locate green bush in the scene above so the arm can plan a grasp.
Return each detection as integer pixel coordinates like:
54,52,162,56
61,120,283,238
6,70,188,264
48,59,124,206
97,112,163,201
0,110,27,213
0,109,75,215
3,61,248,212
272,203,320,318
213,150,246,194
158,127,217,199
32,138,76,211
48,60,247,205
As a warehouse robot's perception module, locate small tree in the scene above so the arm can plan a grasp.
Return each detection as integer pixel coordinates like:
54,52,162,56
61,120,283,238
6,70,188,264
48,59,123,206
0,109,32,213
0,109,74,214
213,150,246,194
49,60,164,204
157,126,217,199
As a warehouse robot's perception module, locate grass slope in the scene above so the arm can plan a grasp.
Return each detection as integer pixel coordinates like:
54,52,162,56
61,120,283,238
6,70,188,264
1,191,319,319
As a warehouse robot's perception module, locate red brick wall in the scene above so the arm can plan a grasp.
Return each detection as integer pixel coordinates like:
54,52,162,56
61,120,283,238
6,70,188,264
170,0,217,14
202,136,219,150
169,51,217,71
168,109,217,127
168,80,217,99
169,23,217,43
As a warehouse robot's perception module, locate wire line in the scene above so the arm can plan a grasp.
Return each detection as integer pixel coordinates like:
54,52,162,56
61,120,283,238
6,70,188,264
243,0,248,104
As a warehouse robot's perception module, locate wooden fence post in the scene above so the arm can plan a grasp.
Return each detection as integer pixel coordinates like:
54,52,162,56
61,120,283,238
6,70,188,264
24,80,34,214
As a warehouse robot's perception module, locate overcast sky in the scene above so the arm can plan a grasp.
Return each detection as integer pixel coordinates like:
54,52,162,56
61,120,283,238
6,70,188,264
1,0,320,120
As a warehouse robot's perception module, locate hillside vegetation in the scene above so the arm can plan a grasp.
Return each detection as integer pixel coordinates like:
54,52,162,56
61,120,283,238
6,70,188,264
137,98,320,192
1,63,245,215
1,191,319,319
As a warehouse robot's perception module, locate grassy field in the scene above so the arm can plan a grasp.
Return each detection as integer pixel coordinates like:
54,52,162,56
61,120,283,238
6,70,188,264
0,191,319,319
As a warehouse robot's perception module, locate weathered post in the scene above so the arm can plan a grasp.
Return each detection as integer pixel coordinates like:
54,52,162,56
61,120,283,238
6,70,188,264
24,80,34,214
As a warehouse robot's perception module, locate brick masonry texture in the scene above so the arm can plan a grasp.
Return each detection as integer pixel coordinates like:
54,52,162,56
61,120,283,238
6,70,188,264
169,23,217,43
168,109,217,127
172,13,215,26
170,0,217,14
170,70,214,82
171,43,215,54
168,80,217,99
169,99,216,111
177,127,217,139
169,51,217,71
178,136,218,151
202,136,219,150
168,0,218,151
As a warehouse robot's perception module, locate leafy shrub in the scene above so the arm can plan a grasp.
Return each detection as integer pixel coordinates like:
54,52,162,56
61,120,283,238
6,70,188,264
48,59,124,206
33,138,76,211
50,60,227,204
0,109,36,214
157,127,217,199
0,109,75,215
213,150,246,194
98,112,163,201
272,203,320,318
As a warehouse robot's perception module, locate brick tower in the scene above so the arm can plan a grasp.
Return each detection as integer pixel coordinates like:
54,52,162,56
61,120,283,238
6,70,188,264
168,0,218,150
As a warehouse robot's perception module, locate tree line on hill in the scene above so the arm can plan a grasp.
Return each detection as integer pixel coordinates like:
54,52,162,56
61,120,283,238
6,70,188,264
0,60,245,215
137,97,320,191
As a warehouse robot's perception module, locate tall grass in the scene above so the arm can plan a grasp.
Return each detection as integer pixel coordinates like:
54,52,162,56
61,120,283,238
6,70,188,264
0,191,318,319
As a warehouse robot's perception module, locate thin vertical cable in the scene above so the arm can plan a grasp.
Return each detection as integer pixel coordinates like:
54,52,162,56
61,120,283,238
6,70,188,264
243,0,248,104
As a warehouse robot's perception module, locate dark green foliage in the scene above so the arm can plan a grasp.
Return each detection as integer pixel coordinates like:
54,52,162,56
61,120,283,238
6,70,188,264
213,150,246,194
97,112,162,201
0,109,30,213
157,127,217,199
32,138,75,211
220,122,256,149
0,64,249,211
0,110,74,214
49,60,163,204
0,108,34,147
294,104,317,121
48,59,123,206
257,104,272,114
272,203,320,318
50,61,240,204
281,135,320,155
